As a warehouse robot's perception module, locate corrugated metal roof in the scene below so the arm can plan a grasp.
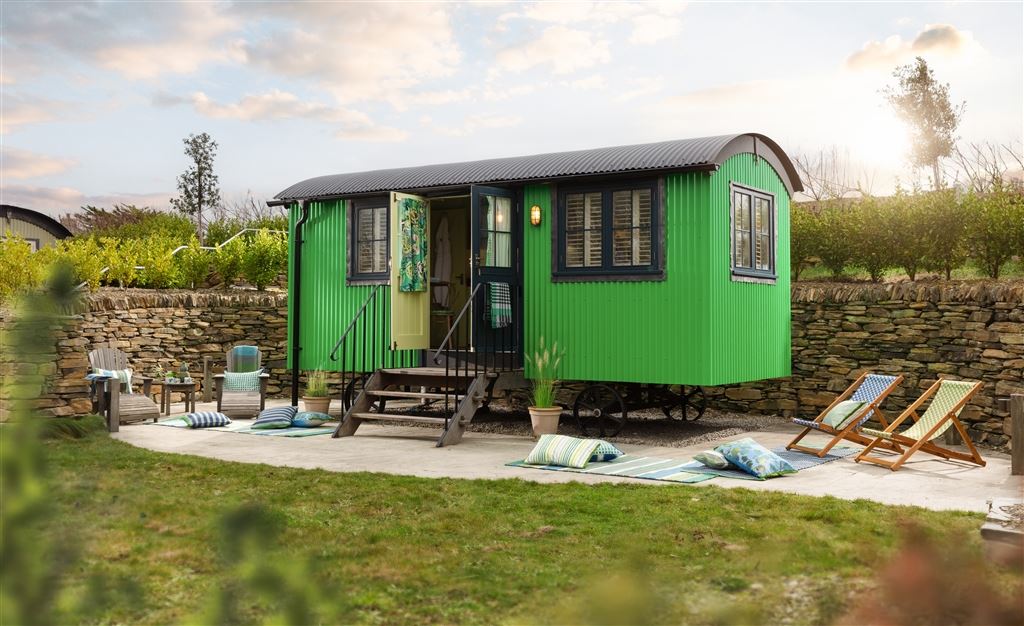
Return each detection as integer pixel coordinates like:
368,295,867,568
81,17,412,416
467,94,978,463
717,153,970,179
275,132,801,200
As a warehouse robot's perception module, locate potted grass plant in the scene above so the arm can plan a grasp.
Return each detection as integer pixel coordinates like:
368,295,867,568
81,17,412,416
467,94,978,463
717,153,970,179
525,337,563,437
303,369,331,414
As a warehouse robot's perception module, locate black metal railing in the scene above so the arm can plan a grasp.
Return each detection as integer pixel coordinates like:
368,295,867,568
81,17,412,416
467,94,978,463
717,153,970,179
329,285,417,411
433,280,521,429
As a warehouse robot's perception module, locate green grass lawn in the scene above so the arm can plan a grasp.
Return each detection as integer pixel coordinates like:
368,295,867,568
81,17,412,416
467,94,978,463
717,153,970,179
12,431,1023,625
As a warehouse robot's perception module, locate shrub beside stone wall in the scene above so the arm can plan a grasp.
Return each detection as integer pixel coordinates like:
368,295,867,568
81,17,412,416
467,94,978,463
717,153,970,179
704,281,1024,449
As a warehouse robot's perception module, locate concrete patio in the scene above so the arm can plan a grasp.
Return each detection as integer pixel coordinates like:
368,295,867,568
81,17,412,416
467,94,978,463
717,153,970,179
113,398,1023,514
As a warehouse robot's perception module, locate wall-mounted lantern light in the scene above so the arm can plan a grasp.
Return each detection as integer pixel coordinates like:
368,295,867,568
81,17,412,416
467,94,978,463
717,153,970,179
530,204,542,226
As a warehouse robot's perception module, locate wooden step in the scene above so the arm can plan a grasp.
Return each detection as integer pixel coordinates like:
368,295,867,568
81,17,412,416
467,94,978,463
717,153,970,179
366,390,458,401
381,367,500,378
351,412,462,425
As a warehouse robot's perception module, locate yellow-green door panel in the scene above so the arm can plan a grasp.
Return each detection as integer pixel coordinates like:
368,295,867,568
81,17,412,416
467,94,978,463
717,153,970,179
390,192,431,350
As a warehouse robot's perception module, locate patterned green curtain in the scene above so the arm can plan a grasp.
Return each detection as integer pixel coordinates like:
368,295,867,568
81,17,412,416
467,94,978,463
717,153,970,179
398,196,428,292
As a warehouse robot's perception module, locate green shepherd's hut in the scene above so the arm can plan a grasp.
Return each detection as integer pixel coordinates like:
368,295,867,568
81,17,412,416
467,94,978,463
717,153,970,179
271,133,803,445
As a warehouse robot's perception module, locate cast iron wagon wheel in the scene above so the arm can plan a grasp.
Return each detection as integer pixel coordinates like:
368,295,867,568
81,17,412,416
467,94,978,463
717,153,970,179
663,385,707,422
574,384,628,438
343,374,386,413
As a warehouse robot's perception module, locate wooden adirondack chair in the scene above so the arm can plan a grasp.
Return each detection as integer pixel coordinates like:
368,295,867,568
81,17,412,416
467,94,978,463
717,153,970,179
214,344,270,418
88,346,160,430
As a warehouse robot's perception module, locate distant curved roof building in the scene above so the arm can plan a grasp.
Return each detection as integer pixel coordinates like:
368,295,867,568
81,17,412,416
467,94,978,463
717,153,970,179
1,205,73,250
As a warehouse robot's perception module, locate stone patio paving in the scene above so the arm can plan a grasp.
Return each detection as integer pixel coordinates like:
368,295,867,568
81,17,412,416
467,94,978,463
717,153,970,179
113,397,1023,514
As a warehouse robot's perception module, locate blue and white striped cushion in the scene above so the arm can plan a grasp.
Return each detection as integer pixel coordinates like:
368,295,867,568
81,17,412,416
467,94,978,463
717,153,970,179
257,405,297,421
251,413,292,429
182,411,231,428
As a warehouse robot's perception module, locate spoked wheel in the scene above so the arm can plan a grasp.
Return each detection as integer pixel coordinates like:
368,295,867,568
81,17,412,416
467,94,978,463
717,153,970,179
663,385,707,422
343,374,386,413
574,384,627,438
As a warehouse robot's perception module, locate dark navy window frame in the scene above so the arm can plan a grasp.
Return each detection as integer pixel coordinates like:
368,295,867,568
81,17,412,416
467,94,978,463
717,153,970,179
729,182,777,283
554,179,663,281
347,195,390,284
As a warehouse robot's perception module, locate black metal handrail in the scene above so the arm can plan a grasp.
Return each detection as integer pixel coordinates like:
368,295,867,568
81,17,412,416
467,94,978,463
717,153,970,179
329,285,417,411
433,280,521,430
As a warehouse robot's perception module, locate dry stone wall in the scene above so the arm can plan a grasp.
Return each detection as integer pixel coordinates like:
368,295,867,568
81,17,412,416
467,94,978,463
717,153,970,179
705,281,1024,449
1,289,290,419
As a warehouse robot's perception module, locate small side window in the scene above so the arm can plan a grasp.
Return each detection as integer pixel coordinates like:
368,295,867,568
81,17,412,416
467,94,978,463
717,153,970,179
349,197,389,282
730,183,776,282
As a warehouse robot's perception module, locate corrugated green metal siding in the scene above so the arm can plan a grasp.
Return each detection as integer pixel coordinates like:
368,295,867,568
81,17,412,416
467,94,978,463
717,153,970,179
523,152,790,385
705,154,791,384
287,200,412,372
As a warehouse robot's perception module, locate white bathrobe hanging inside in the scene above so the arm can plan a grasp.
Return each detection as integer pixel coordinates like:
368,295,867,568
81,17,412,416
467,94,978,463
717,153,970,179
432,215,451,307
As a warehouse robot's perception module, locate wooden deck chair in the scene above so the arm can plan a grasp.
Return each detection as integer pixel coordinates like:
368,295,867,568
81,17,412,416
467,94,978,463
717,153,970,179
88,346,159,429
855,379,985,471
214,344,269,418
787,373,904,457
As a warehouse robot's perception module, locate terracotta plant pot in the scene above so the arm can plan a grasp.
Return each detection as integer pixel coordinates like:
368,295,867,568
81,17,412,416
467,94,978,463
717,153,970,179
528,406,562,437
303,396,331,415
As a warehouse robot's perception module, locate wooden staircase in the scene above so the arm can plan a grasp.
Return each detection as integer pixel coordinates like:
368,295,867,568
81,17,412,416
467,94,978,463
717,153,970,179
334,367,495,447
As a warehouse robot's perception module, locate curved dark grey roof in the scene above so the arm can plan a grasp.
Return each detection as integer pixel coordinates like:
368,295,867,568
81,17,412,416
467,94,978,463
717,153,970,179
0,204,73,238
275,132,802,201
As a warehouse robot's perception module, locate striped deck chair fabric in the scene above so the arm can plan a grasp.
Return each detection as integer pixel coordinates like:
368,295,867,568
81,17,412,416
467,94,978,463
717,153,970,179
792,374,899,431
229,345,261,373
861,380,973,442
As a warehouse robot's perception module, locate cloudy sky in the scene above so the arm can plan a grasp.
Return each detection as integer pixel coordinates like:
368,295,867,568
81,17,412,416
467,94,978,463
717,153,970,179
1,1,1021,216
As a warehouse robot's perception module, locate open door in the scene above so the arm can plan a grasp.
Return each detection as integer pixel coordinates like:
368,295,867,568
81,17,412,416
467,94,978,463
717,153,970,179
471,185,519,355
390,192,431,350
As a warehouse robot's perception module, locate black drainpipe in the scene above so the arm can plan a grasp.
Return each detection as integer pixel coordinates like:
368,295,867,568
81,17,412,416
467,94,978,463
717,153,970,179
290,200,311,406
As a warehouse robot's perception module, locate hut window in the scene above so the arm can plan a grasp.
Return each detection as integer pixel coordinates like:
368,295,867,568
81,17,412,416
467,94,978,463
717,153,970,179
730,183,776,281
349,198,389,282
556,180,662,279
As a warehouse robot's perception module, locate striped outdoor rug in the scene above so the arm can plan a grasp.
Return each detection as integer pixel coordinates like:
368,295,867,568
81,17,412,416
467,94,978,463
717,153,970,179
507,446,858,483
152,417,334,437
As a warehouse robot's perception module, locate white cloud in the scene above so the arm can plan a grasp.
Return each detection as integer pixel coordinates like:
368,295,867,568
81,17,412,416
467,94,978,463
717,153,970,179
0,185,171,214
614,76,664,102
846,23,984,70
1,148,76,180
184,90,407,143
237,3,460,105
483,84,540,101
629,13,682,45
568,75,608,90
1,3,240,80
0,94,70,134
494,26,610,75
427,113,524,137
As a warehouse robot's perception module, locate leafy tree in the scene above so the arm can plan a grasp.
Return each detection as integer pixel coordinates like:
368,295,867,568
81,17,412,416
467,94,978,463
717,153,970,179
170,132,221,238
176,236,212,288
885,57,965,188
921,189,968,279
849,197,896,282
212,237,245,289
964,185,1024,279
58,237,105,289
62,205,195,241
241,230,287,290
100,237,141,288
789,203,819,280
887,189,932,280
812,204,855,278
0,234,46,301
136,236,180,288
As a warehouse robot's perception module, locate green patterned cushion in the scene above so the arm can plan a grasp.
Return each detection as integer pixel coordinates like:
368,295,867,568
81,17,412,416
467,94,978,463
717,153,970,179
715,438,796,479
694,450,733,469
251,414,292,429
524,435,603,469
590,440,624,462
822,400,867,429
223,369,263,392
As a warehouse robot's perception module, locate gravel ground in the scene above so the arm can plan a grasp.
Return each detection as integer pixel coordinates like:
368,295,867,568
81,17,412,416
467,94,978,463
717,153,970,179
372,398,790,448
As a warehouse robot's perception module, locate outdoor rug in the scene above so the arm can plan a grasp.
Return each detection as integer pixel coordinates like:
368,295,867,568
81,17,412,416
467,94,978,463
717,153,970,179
152,417,335,437
507,446,858,483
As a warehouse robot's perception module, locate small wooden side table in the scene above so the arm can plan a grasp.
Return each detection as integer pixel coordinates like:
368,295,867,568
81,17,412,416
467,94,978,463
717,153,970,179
161,381,198,415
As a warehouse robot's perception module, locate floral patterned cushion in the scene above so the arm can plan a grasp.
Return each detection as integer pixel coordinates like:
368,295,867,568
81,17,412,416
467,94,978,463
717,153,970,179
714,438,796,479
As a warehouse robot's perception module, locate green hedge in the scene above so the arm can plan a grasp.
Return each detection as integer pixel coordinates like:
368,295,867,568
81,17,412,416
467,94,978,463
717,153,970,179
0,229,288,302
792,186,1024,281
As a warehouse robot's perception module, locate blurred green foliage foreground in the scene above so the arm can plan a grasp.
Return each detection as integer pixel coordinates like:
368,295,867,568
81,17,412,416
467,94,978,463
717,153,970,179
1,272,1021,625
